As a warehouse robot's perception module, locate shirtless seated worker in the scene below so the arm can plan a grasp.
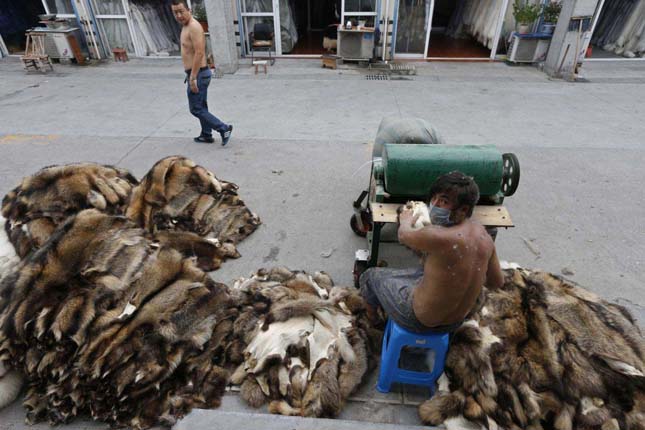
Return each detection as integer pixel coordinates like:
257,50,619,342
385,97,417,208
359,171,505,333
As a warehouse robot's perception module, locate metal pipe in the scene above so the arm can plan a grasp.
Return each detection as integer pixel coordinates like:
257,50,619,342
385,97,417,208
490,0,510,60
390,0,399,59
424,0,435,58
382,0,389,60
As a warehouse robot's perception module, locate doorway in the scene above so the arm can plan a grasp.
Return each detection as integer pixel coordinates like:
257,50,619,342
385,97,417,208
0,0,46,54
394,0,431,57
588,0,645,60
286,0,340,54
393,0,507,59
128,0,182,56
426,0,492,58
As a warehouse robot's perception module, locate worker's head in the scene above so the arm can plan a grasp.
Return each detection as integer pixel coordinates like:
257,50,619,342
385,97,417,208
428,171,479,225
171,0,191,25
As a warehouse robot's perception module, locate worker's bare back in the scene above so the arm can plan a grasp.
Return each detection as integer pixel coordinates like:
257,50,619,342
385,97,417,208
410,221,499,327
180,19,207,71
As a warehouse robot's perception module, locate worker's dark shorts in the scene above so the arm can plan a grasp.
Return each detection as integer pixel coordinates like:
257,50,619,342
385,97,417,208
359,267,462,334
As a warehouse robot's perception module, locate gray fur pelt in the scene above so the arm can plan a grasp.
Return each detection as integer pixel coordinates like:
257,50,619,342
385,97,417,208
419,268,645,430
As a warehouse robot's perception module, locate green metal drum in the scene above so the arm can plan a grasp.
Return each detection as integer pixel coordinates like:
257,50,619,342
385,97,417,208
381,144,513,198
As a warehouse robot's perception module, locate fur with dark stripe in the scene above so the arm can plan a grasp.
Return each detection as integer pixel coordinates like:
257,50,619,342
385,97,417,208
0,158,261,428
419,268,645,430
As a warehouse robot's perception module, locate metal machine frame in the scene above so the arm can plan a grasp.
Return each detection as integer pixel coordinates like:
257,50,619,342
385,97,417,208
350,145,520,285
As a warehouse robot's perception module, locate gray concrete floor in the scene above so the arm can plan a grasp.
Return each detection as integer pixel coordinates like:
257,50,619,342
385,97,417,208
0,56,644,429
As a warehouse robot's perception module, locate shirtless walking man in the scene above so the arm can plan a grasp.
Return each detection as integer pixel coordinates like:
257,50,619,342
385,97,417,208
171,0,233,145
359,171,504,332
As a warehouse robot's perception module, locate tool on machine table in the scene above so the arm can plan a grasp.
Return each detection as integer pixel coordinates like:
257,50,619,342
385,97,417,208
351,143,520,286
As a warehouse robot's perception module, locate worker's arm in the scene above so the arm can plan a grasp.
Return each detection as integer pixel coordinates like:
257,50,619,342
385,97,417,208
397,209,450,253
485,247,504,290
189,22,206,93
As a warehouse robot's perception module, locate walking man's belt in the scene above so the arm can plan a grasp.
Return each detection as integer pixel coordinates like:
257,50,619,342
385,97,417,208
184,66,209,83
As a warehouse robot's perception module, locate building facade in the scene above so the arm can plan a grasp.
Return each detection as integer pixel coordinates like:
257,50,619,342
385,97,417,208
2,0,643,74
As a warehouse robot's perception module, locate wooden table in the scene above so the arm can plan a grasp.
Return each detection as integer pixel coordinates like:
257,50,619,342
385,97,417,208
369,202,514,227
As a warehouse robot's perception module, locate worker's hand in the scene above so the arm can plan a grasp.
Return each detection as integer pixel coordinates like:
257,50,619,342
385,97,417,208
398,208,417,226
190,79,199,94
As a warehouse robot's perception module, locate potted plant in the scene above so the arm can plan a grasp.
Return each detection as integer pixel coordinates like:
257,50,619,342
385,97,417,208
192,4,208,33
541,2,562,34
513,0,541,34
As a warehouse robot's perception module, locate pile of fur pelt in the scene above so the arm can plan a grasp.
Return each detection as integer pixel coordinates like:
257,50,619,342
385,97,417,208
2,156,261,269
0,156,261,428
226,267,382,418
419,268,645,430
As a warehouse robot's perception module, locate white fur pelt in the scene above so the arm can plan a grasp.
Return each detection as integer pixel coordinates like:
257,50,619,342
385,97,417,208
405,201,431,229
0,216,23,410
0,362,23,409
0,216,19,284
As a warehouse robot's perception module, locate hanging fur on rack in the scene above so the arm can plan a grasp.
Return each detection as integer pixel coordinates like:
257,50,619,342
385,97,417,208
446,0,506,50
0,157,262,427
228,267,381,418
419,267,645,430
593,0,645,58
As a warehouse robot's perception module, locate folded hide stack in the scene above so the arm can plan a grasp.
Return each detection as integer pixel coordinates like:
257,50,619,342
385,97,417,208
228,267,381,418
0,157,262,428
419,268,645,430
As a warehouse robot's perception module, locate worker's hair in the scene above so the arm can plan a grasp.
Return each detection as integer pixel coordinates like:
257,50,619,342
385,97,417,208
429,171,479,217
171,0,190,9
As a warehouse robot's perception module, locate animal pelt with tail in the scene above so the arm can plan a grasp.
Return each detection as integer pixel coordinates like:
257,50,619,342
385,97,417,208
418,268,645,430
0,209,238,428
1,163,138,258
228,267,382,418
0,157,262,427
126,156,261,247
1,156,261,271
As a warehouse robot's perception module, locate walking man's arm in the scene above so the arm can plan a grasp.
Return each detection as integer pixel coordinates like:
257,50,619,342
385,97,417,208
189,24,206,93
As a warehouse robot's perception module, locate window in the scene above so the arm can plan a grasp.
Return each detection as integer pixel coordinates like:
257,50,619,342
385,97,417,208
44,0,74,15
344,0,376,13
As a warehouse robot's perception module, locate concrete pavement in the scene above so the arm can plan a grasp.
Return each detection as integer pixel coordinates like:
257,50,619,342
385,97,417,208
0,56,644,429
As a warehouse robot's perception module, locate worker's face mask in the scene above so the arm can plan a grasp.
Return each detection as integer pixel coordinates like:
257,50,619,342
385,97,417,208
428,204,454,227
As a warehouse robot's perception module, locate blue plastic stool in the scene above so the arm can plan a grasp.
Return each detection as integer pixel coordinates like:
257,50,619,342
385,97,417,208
377,319,450,395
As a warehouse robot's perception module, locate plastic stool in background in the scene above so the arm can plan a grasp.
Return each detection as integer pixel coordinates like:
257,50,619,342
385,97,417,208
377,319,449,395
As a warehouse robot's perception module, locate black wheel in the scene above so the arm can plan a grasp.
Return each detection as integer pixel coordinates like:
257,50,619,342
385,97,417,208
353,259,368,288
501,153,520,196
350,212,370,237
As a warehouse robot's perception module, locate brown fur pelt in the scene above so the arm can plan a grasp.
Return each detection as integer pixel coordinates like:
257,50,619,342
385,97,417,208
228,267,381,418
418,268,645,430
1,163,138,258
1,157,261,272
0,209,238,428
125,156,261,245
0,157,263,428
